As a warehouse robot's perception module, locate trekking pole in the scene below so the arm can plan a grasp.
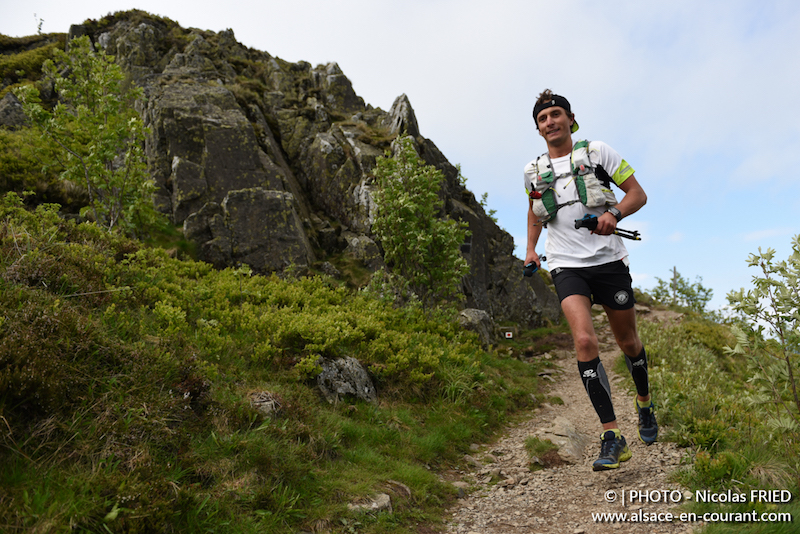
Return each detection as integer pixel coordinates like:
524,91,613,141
574,214,641,241
523,255,546,277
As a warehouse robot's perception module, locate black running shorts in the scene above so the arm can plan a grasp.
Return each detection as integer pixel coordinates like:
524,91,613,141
551,260,635,310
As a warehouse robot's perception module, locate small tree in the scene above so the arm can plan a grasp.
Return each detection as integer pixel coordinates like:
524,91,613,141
726,235,800,433
14,35,163,236
651,267,714,314
372,135,470,309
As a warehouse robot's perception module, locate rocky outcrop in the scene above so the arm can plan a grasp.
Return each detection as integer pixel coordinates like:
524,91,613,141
184,188,314,271
52,11,560,328
144,80,281,223
0,93,28,130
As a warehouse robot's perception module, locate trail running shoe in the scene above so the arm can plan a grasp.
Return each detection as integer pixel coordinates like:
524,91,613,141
636,399,658,445
592,429,632,471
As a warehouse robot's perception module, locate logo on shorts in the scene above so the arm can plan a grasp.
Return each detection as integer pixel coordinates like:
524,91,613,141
614,290,629,305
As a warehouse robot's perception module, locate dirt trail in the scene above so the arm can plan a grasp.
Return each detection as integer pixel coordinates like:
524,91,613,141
444,306,698,534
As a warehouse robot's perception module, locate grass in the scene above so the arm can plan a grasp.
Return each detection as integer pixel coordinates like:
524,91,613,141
0,192,550,533
3,184,798,533
524,436,563,470
611,312,799,533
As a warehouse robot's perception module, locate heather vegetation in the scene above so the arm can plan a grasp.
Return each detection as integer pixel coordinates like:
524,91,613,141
0,191,555,533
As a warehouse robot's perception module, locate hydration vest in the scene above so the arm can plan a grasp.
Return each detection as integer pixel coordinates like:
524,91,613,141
528,140,618,224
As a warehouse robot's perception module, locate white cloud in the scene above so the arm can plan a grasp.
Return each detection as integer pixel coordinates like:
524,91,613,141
743,228,794,242
668,232,684,243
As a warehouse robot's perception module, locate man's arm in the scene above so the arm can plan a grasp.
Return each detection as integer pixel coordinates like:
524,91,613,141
525,200,544,266
593,175,647,236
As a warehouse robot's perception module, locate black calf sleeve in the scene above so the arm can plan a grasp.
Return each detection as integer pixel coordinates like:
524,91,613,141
625,347,650,398
578,357,616,424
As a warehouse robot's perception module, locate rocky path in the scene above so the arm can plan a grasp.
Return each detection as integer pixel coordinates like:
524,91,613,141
444,307,697,534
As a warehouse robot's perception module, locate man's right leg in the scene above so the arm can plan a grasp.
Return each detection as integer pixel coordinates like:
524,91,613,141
561,295,631,470
562,295,616,426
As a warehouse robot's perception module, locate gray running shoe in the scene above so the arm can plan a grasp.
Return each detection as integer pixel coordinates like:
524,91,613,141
592,429,632,471
636,399,658,445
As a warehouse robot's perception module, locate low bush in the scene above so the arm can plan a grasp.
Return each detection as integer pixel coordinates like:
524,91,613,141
0,192,544,533
627,302,799,533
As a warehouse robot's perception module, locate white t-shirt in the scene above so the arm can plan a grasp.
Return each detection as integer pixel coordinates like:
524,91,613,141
523,140,635,269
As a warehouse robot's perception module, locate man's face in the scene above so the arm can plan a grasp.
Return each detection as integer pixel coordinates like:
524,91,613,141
536,106,573,147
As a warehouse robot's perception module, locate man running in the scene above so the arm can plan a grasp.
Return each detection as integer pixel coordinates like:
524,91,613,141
523,90,657,471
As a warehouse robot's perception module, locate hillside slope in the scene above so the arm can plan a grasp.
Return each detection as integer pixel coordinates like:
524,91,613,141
1,9,559,328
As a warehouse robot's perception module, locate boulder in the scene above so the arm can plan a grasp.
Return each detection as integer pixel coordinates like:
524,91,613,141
317,356,377,404
142,80,280,224
537,416,590,464
342,233,385,272
0,93,28,130
224,188,314,272
183,202,232,269
347,493,392,515
458,308,497,349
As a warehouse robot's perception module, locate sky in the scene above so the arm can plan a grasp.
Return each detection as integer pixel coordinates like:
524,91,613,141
2,0,798,312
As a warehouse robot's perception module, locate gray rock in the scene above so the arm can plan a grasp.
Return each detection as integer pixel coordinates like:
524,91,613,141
318,261,341,278
317,356,377,404
383,93,419,138
183,188,315,274
142,80,279,224
538,416,590,464
347,493,392,515
342,233,385,272
0,93,28,130
226,188,315,272
458,308,496,349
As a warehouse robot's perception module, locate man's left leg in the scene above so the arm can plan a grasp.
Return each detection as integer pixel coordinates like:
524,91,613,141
606,307,658,445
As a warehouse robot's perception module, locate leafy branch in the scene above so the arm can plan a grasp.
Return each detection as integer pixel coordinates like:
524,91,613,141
726,235,800,430
371,135,470,309
14,35,164,236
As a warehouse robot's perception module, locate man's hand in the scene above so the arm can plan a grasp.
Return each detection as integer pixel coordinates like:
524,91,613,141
523,253,546,277
525,250,541,270
592,211,618,235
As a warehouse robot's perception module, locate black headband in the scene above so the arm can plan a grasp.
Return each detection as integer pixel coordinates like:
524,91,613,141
532,94,578,133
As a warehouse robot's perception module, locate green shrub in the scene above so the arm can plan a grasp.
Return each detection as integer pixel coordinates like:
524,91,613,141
0,190,549,533
726,235,800,436
0,40,62,88
14,35,165,236
372,135,470,309
639,291,800,532
649,267,714,315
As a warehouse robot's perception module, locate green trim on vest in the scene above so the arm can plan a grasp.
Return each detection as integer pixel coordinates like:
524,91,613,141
529,140,618,224
572,139,591,206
